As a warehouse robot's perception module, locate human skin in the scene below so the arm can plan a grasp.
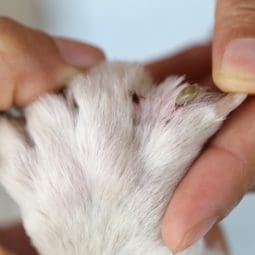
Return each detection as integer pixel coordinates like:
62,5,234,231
148,45,255,252
1,0,255,252
0,16,104,255
0,17,104,110
0,225,37,255
155,0,255,252
0,220,229,255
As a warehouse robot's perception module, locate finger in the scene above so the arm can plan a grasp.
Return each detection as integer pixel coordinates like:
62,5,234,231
146,43,211,83
0,17,80,109
54,37,105,67
162,96,255,253
0,18,105,110
0,224,37,255
213,0,255,93
249,186,255,192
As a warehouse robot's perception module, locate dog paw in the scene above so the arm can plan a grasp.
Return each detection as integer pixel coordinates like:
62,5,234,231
134,78,246,199
0,62,246,255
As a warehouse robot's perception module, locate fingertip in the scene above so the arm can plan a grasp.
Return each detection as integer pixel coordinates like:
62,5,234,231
162,215,218,253
161,191,219,253
54,37,105,68
213,0,255,94
213,39,255,94
161,145,248,252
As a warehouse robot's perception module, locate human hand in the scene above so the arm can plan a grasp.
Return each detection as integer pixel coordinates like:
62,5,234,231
0,17,104,110
213,0,255,93
0,16,104,254
0,224,37,255
147,42,255,252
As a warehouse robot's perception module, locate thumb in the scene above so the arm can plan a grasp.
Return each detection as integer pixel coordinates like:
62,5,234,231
213,0,255,93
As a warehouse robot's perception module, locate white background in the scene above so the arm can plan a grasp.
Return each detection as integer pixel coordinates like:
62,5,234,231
0,1,254,254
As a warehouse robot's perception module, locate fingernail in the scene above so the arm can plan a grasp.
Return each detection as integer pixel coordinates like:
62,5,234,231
67,50,105,67
172,216,218,253
57,40,105,68
214,38,255,93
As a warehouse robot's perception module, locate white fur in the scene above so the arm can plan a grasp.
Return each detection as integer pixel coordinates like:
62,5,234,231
0,62,246,255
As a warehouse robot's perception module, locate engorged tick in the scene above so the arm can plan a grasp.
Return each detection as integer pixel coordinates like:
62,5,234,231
175,85,200,106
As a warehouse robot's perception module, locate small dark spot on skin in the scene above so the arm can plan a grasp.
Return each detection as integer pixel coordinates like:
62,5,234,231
132,92,140,104
165,119,170,125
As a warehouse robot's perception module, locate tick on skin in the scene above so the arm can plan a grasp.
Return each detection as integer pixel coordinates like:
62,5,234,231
175,85,200,106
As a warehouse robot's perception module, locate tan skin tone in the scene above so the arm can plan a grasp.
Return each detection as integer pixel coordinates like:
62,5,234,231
2,0,255,251
0,224,230,255
0,17,105,109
